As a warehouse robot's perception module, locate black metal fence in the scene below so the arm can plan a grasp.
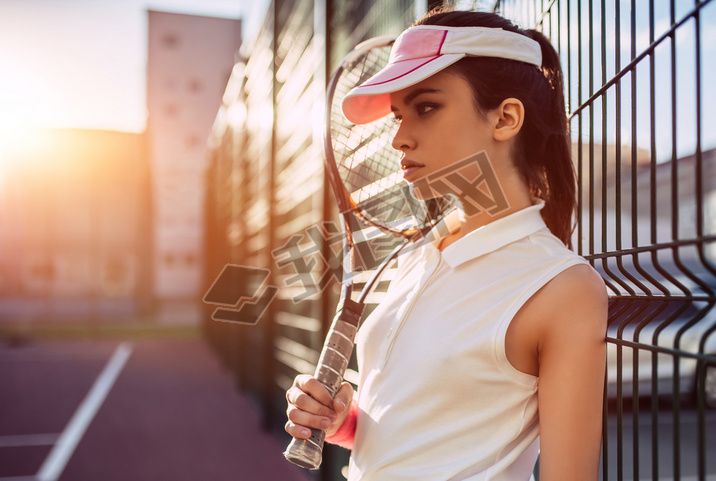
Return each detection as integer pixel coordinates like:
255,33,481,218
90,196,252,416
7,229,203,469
203,2,423,479
499,0,716,479
203,0,716,479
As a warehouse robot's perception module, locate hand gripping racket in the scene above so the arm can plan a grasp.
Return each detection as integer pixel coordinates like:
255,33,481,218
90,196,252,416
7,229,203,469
284,35,455,470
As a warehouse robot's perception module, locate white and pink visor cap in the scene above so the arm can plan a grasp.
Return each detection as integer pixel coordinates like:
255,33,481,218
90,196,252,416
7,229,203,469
341,25,542,125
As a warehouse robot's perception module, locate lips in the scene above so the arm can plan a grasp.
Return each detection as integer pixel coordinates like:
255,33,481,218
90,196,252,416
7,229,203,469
400,158,425,179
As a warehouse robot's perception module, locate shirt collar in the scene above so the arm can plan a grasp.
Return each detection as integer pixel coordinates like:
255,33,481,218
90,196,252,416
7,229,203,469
440,202,547,268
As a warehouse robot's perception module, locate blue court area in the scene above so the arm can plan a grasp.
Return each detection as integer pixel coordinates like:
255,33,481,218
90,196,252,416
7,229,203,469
0,337,310,481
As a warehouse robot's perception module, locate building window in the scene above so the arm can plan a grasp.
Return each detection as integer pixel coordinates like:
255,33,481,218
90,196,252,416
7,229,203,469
162,33,180,48
186,135,201,150
164,104,179,117
188,79,203,93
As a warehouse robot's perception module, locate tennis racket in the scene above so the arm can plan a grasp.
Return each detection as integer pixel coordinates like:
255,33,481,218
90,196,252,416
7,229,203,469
283,34,455,470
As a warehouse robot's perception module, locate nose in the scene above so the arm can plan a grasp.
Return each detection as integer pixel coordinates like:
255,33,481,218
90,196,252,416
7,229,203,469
390,121,415,153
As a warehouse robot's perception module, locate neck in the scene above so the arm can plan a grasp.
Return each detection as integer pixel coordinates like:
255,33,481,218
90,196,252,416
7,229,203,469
437,187,533,251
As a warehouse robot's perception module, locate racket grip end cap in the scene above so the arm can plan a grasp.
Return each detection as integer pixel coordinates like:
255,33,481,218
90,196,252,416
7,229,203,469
284,431,325,470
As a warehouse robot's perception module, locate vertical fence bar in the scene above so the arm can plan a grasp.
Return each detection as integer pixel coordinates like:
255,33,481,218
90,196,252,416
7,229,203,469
611,0,633,477
693,1,707,479
668,2,682,479
575,0,585,260
262,0,279,432
555,0,560,59
627,1,642,478
647,2,660,478
596,0,621,475
588,0,595,278
695,0,716,278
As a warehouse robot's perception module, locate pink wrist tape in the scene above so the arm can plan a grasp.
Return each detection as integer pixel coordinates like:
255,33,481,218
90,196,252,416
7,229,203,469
325,399,358,450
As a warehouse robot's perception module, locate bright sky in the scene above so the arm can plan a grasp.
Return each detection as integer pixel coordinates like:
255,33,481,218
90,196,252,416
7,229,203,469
0,0,713,160
0,0,269,134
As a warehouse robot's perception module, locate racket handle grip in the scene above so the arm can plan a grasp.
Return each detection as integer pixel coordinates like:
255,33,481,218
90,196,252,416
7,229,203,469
284,299,364,470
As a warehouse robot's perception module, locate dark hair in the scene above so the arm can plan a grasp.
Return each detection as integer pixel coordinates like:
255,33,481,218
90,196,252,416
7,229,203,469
415,9,576,248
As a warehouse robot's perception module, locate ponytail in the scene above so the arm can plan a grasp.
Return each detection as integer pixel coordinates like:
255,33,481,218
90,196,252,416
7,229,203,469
416,10,577,248
521,30,575,249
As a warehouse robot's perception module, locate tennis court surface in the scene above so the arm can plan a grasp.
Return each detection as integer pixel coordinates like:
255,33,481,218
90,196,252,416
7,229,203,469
0,337,310,481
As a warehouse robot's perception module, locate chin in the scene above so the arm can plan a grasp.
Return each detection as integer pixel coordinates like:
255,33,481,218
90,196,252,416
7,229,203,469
407,177,430,200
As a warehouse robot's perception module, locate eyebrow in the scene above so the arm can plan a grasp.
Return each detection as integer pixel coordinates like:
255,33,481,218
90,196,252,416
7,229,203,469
390,88,441,111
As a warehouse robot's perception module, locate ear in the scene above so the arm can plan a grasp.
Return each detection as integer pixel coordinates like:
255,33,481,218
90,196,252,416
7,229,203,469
492,98,524,142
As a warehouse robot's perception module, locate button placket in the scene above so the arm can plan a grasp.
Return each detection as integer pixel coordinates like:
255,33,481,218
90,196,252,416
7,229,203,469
380,249,442,368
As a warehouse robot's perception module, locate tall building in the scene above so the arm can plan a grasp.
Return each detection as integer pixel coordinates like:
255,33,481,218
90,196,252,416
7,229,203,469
146,11,241,323
0,128,150,324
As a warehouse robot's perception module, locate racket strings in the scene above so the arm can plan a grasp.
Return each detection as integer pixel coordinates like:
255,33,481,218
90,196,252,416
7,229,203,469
329,45,454,236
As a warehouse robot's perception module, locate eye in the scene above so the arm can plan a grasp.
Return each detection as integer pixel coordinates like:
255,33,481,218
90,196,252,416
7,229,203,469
390,114,402,125
415,103,438,116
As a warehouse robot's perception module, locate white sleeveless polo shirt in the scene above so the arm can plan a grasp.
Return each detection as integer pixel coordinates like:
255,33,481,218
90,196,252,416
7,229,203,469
349,203,589,481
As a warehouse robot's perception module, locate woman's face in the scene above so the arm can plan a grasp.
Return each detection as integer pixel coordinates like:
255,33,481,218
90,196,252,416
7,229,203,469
389,70,499,196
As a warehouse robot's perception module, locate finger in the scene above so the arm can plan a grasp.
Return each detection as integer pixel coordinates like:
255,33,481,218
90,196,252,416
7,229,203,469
285,420,312,439
332,382,354,413
286,404,334,431
295,376,334,407
286,386,337,419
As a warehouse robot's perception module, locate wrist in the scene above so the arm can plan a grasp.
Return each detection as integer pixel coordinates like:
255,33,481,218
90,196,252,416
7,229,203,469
325,399,358,450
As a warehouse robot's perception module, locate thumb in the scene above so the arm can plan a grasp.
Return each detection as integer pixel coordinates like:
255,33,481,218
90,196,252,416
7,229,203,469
333,382,354,413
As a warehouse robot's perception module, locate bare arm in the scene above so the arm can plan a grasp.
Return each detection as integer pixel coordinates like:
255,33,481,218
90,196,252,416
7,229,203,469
534,265,608,480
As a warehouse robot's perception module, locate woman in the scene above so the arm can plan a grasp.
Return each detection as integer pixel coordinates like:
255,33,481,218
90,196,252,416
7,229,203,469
285,8,607,480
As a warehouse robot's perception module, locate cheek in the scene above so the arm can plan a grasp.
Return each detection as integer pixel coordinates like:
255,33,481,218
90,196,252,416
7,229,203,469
438,117,489,159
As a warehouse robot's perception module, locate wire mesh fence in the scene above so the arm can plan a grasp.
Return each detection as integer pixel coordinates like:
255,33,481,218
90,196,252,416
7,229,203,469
498,0,716,479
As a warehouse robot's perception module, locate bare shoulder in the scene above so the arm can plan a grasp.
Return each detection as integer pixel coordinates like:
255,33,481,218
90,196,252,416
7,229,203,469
532,263,608,338
507,263,607,376
544,263,607,302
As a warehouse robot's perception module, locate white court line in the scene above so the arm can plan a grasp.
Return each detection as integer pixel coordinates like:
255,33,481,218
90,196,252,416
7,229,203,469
34,342,132,481
0,433,59,447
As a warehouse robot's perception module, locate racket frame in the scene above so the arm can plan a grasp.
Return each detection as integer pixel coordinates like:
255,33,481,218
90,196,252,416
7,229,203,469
283,35,399,470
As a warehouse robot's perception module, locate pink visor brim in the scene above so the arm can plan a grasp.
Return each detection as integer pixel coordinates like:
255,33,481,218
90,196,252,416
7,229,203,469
341,53,464,125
